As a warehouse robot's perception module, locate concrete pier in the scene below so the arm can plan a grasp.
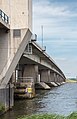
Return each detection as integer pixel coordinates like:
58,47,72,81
23,65,38,83
0,83,14,110
14,77,35,99
40,69,51,83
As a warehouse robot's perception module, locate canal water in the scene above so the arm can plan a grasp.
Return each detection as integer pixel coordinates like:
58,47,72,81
1,82,77,119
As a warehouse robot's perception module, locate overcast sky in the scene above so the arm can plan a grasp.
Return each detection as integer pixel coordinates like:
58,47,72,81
33,0,77,78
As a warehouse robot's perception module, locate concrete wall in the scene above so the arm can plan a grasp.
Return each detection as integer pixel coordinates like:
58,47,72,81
0,0,10,17
0,0,32,30
8,29,28,58
28,0,32,31
0,30,9,73
0,84,14,110
10,0,32,30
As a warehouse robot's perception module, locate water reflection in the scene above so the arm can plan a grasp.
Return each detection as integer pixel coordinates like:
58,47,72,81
1,83,77,119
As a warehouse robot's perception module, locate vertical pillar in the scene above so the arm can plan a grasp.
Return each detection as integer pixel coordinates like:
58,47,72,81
60,76,64,83
54,73,57,82
57,75,60,83
40,69,51,83
18,64,38,98
23,64,38,83
50,72,55,82
59,76,62,83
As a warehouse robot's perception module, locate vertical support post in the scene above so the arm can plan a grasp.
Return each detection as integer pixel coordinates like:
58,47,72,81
8,82,10,109
40,69,51,83
41,25,43,48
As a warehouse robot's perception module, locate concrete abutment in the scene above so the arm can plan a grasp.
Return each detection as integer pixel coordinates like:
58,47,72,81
0,83,14,110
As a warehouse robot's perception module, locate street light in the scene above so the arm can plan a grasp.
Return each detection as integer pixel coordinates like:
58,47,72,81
41,25,43,48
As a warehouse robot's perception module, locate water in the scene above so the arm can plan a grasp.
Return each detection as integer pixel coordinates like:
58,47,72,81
1,83,77,119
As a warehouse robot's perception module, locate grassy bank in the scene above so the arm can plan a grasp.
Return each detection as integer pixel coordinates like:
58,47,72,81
17,112,77,119
0,103,5,115
66,79,77,83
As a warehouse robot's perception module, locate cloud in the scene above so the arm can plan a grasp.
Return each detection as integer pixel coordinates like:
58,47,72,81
33,0,77,39
33,0,77,18
33,0,77,78
56,59,77,78
33,4,69,18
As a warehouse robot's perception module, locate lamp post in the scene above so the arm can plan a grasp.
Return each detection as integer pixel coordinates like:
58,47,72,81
41,25,43,48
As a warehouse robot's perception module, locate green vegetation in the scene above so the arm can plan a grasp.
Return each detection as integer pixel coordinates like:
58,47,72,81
0,103,5,114
69,78,76,80
17,114,65,119
67,112,77,119
17,112,77,119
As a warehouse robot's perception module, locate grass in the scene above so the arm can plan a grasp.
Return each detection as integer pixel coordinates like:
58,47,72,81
0,103,5,114
17,114,65,119
66,79,77,83
17,112,77,119
67,112,77,119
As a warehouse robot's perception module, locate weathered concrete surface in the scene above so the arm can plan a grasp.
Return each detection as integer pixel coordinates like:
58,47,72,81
23,65,38,83
0,83,14,110
35,82,51,90
14,81,35,99
47,82,58,87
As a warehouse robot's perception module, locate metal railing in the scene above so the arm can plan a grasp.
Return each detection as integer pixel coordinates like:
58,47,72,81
0,9,9,24
18,77,34,83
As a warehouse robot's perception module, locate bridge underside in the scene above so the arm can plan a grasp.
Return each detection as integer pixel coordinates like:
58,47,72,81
0,19,9,30
19,55,65,84
14,55,66,98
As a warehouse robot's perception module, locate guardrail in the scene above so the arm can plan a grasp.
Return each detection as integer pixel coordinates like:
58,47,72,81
0,9,9,24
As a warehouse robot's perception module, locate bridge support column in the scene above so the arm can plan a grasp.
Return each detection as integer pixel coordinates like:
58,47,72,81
54,73,57,82
40,69,51,83
56,75,61,85
14,64,39,98
57,75,60,83
35,69,51,89
50,72,55,82
54,73,60,85
0,83,14,111
47,72,58,87
60,76,65,84
23,64,38,82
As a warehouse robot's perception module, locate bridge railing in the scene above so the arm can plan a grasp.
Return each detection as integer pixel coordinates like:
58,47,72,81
0,9,9,24
18,77,34,83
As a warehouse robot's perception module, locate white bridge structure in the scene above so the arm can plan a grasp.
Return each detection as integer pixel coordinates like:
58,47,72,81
0,0,66,110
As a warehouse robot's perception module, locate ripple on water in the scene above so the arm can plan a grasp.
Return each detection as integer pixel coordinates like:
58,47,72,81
1,83,77,119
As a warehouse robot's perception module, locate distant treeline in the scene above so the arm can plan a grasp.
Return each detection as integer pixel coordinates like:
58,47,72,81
69,78,77,80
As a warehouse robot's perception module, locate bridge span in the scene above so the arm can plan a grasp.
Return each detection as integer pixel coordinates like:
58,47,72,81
0,0,66,111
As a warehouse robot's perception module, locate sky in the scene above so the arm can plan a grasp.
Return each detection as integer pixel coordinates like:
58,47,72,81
33,0,77,78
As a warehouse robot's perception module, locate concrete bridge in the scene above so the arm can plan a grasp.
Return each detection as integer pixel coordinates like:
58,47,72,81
0,0,66,111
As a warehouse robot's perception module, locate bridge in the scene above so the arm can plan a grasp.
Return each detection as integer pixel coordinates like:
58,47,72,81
0,0,66,111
